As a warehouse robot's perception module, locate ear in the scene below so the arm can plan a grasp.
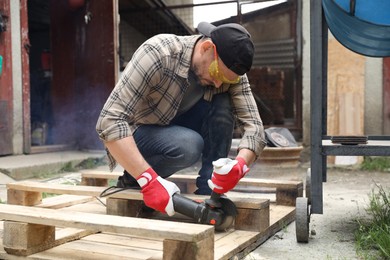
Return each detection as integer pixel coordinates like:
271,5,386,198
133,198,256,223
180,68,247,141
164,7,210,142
199,39,213,54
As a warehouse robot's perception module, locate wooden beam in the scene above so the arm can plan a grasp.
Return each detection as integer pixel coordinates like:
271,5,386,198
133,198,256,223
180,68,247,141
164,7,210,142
3,221,55,256
0,204,214,259
6,181,268,209
80,171,303,190
0,204,213,242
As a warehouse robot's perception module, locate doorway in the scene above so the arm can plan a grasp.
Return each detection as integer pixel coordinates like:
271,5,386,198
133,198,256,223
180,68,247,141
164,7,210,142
26,0,118,153
28,0,55,149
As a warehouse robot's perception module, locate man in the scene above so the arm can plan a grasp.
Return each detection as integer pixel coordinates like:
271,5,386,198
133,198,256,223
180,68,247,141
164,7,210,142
96,22,266,216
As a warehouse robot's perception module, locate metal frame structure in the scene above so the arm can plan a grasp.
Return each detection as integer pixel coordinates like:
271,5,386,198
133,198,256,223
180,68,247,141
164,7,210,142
310,0,390,215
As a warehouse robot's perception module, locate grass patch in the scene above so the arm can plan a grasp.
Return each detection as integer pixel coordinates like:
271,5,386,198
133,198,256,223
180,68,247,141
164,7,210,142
77,157,106,169
61,162,74,172
108,179,117,187
59,157,106,174
360,157,390,172
35,157,107,180
355,184,390,259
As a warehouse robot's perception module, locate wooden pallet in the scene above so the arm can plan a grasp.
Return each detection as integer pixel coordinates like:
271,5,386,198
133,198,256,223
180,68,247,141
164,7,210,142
0,174,301,259
81,170,303,206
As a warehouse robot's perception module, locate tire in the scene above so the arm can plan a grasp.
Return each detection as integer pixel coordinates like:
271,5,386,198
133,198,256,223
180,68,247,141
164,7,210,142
296,197,310,243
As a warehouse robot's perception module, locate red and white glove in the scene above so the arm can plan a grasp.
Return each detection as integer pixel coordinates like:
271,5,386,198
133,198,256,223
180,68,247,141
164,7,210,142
207,157,249,194
136,168,180,216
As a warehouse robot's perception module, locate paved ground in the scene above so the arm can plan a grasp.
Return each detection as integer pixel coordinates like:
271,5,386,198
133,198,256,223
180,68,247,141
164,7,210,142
0,151,389,259
245,168,390,260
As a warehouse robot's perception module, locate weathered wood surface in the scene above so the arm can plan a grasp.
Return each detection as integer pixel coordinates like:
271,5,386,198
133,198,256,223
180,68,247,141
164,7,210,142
80,170,303,190
6,181,269,209
0,203,215,259
80,171,303,206
1,177,297,259
0,204,213,243
0,203,295,260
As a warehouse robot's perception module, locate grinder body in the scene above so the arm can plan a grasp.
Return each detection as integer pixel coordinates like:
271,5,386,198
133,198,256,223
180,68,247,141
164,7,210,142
172,192,236,231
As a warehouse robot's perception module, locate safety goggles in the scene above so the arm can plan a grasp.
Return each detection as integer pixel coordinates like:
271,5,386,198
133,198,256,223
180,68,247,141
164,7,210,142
208,45,240,84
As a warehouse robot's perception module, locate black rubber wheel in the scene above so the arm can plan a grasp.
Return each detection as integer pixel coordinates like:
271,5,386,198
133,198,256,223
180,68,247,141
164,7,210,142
296,197,310,243
306,168,311,205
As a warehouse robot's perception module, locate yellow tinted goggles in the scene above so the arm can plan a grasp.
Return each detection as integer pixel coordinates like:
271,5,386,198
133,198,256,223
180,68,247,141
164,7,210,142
208,45,240,84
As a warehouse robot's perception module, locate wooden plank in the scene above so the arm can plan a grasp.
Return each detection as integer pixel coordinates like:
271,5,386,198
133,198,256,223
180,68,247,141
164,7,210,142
32,241,158,260
37,195,95,209
0,201,296,260
235,204,270,232
106,198,145,217
82,233,163,251
235,178,302,189
80,170,121,179
81,177,109,187
7,182,123,199
3,221,55,256
0,229,159,260
214,230,259,260
269,204,295,226
58,200,106,215
170,175,303,190
6,181,269,209
55,228,96,243
80,171,303,190
276,186,303,206
6,181,280,235
7,189,41,206
1,223,96,257
227,204,296,260
163,233,214,260
0,204,213,243
57,239,160,260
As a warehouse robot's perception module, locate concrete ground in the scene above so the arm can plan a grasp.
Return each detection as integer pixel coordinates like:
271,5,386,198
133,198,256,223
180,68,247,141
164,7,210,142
245,168,390,260
0,151,389,259
0,150,106,202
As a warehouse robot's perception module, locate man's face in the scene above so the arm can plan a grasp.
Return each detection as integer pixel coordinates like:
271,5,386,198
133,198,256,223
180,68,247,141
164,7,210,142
192,43,240,88
208,45,240,84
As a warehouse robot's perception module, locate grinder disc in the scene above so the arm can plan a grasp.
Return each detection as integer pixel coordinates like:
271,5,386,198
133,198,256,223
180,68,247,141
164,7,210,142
214,196,237,231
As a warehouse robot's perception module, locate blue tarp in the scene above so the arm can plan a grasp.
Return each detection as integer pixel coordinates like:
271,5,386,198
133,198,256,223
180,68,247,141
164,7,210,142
322,0,390,57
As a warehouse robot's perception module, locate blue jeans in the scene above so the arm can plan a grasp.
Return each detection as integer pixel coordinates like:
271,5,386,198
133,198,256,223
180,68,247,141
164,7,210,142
123,93,234,194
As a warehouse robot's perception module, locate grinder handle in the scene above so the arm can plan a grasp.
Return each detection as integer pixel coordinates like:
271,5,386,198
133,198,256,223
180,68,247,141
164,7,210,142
172,193,202,219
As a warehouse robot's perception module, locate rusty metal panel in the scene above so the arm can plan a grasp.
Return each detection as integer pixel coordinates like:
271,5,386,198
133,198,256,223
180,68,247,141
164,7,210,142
20,0,31,153
0,0,13,155
0,100,11,154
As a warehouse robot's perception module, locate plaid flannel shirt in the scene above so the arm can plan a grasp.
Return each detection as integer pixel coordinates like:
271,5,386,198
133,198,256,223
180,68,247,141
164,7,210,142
96,34,266,171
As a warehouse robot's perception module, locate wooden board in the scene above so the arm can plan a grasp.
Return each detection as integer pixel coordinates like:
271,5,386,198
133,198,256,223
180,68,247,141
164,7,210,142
2,180,297,259
0,201,294,260
0,204,212,243
80,170,303,190
6,181,269,209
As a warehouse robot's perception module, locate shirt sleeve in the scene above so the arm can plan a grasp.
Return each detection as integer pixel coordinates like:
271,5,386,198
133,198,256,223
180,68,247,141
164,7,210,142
96,43,163,142
229,75,267,158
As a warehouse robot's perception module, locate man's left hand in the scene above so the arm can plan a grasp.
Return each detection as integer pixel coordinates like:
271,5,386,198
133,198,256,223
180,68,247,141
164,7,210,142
207,157,249,194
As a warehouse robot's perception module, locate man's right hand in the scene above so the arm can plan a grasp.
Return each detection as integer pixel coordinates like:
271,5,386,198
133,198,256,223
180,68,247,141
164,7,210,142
136,168,180,216
207,157,249,194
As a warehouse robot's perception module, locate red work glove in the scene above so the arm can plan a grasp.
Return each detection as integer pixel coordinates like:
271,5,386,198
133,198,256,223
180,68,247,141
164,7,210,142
136,168,180,216
207,157,249,194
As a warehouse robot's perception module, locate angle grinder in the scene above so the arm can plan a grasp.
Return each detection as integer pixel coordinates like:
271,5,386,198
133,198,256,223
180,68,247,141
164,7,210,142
172,192,237,231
